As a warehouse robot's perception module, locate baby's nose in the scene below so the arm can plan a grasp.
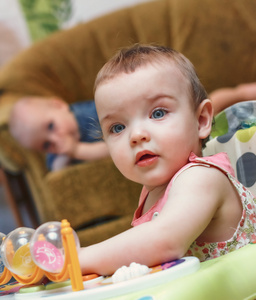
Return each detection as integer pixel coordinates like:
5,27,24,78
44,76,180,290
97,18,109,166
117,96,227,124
130,129,150,146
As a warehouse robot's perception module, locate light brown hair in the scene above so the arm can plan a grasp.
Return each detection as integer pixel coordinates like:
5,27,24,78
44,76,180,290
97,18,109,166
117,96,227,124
94,44,208,110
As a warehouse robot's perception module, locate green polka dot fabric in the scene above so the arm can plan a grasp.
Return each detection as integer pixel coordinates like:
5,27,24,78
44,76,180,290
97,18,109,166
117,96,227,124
203,100,256,196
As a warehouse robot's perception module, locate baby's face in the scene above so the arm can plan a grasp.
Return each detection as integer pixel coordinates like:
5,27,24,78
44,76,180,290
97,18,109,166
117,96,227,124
95,62,203,190
22,100,79,154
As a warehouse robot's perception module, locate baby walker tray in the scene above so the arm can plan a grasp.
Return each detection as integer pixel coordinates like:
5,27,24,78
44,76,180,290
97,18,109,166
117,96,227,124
1,219,256,299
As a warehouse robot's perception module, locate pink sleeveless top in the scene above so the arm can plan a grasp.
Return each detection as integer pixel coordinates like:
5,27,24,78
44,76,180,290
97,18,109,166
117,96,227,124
132,152,256,261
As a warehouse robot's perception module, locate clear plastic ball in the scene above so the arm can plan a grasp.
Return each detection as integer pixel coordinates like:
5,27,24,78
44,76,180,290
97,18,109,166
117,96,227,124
0,233,6,275
29,221,80,273
0,227,36,276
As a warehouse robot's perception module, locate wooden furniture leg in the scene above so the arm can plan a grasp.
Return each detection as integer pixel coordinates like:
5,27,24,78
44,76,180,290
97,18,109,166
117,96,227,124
0,167,39,228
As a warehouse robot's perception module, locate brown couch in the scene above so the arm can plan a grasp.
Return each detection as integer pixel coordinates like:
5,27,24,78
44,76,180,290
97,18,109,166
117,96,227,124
0,0,255,246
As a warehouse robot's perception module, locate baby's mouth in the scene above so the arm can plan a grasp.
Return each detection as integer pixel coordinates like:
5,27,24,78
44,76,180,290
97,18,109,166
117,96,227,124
136,151,159,167
139,154,155,161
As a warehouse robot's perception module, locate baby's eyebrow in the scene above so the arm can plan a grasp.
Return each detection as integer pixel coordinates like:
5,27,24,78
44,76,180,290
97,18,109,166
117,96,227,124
99,113,118,126
99,115,110,128
146,93,176,103
100,114,111,123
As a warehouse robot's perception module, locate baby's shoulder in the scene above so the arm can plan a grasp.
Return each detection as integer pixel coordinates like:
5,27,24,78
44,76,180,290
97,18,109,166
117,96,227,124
172,164,230,198
177,163,227,183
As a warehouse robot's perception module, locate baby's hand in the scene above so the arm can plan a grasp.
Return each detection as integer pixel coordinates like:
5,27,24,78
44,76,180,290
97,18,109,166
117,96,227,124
56,135,79,158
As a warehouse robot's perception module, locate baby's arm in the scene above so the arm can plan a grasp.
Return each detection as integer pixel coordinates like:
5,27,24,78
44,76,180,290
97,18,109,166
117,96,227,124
79,166,231,276
59,137,109,162
71,141,109,161
210,82,256,115
49,142,108,170
55,136,109,162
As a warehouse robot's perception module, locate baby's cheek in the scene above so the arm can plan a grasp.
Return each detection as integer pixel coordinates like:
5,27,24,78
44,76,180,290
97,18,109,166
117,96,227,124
111,149,130,170
111,148,125,164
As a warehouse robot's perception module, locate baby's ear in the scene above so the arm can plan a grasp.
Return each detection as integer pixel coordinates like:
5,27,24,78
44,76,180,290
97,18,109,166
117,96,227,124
197,99,213,139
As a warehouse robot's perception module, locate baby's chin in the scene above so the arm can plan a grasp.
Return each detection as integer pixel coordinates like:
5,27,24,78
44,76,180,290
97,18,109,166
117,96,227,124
130,175,172,191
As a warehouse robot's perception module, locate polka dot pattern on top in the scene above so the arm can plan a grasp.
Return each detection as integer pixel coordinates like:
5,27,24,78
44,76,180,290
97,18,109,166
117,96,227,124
204,100,256,195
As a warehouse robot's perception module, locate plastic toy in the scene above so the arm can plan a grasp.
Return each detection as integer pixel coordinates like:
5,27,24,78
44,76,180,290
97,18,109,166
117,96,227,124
30,221,79,274
1,227,36,277
0,219,84,291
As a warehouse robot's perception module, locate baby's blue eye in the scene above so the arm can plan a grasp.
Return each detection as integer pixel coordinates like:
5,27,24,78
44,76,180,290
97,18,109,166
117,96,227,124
151,109,166,119
48,122,54,131
111,124,125,133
